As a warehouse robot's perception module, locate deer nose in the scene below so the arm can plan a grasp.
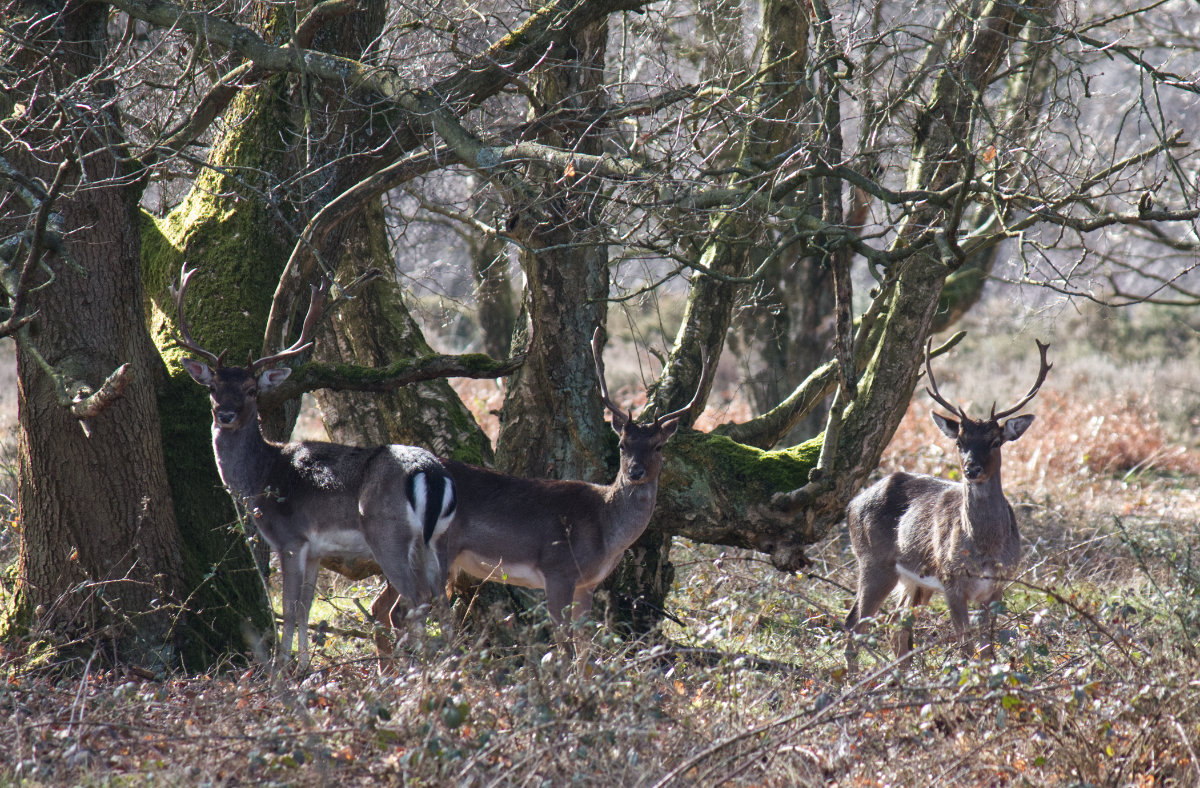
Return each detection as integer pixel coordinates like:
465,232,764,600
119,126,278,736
964,463,984,480
628,465,646,481
216,409,238,427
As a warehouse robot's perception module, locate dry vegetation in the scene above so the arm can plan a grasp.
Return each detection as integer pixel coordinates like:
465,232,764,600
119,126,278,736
2,305,1200,786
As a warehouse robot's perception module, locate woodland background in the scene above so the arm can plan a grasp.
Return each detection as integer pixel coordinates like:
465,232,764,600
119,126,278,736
2,0,1200,781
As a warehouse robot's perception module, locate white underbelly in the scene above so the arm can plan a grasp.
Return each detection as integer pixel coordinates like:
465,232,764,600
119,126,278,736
452,551,546,589
895,563,1004,602
307,528,371,561
896,563,945,593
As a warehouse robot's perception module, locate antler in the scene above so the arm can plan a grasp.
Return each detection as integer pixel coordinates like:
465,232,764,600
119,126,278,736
250,279,329,372
591,329,716,428
591,328,632,425
990,339,1052,420
653,346,713,427
171,263,222,368
171,263,328,372
923,337,968,420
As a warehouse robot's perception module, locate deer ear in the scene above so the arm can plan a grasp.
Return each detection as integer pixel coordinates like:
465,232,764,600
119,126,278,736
258,367,292,391
608,409,629,434
658,417,681,441
1002,413,1034,441
183,358,214,386
931,411,959,440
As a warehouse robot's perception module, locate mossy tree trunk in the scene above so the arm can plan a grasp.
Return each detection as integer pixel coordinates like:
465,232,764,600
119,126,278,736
141,72,298,657
143,0,496,630
770,0,1055,548
141,4,349,657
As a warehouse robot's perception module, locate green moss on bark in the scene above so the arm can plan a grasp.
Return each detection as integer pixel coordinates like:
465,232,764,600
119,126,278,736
138,83,300,667
656,430,822,549
142,212,275,669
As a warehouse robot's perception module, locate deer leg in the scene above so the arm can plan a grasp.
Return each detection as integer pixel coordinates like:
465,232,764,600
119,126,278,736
943,585,973,658
276,545,305,667
977,588,1005,660
369,583,403,662
571,586,595,622
567,587,598,663
893,586,933,659
294,547,320,671
372,555,432,652
364,515,434,634
845,564,899,665
544,575,584,648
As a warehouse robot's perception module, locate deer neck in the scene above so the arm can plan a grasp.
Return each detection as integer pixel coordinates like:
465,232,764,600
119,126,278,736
960,471,1010,533
603,474,661,548
212,418,281,502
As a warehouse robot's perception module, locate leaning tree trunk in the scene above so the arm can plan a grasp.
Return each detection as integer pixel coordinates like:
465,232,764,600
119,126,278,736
290,5,495,465
608,0,814,634
2,0,194,669
310,200,495,465
765,0,1056,554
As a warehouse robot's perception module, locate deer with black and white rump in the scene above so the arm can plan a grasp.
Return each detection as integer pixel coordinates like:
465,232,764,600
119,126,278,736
368,329,711,634
173,265,457,669
844,338,1051,663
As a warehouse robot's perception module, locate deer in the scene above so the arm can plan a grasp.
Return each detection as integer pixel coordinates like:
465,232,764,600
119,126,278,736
367,330,711,636
844,338,1051,664
173,264,458,669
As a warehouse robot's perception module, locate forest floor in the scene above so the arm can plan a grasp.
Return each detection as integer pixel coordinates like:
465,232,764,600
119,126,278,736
1,301,1199,786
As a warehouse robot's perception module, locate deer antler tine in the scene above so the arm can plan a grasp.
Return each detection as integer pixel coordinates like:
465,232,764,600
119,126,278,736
655,347,713,427
990,339,1052,420
591,328,631,423
172,263,221,367
923,337,967,420
251,279,329,372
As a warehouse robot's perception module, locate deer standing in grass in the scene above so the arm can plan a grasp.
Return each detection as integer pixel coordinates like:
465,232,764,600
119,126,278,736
369,330,711,632
844,339,1051,662
174,265,457,669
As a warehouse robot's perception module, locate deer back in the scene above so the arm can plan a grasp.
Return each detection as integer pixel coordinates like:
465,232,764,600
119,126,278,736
437,461,612,584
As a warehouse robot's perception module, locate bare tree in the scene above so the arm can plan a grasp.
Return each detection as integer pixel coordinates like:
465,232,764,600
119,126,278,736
3,0,1198,663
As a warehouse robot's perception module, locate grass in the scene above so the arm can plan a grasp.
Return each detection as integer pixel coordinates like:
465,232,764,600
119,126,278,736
2,309,1200,786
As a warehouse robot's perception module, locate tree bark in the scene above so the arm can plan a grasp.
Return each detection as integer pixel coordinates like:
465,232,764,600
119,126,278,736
495,14,612,483
311,200,496,464
140,11,306,656
616,0,814,631
2,0,193,668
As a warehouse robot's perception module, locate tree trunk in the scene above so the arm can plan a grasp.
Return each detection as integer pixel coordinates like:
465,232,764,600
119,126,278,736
769,0,1052,551
614,0,813,632
469,225,517,361
495,16,612,483
140,38,304,655
311,200,496,465
2,0,194,669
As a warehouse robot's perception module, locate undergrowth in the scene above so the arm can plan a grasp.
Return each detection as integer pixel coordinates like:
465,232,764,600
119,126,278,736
2,330,1200,785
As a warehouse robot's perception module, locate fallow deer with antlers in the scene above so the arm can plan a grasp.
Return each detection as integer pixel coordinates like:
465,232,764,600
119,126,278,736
368,330,712,632
844,339,1051,662
173,265,457,669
